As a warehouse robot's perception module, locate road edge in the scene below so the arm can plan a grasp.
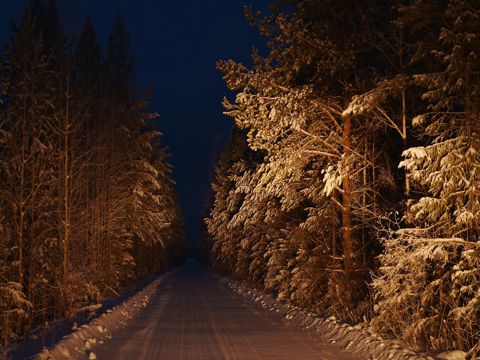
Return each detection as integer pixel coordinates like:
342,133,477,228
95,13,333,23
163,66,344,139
216,275,439,360
34,273,170,360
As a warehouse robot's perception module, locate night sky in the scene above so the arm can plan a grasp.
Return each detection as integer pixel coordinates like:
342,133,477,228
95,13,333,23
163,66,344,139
0,0,270,243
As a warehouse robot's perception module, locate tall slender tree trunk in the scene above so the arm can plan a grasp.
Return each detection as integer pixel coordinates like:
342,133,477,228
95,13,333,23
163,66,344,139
401,88,409,196
63,80,70,289
400,28,410,197
342,115,354,286
361,139,367,268
372,140,377,212
18,78,28,286
331,213,336,258
105,175,112,286
100,129,108,285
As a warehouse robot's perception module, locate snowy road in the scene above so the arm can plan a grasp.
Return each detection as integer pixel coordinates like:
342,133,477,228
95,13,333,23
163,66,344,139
95,261,359,360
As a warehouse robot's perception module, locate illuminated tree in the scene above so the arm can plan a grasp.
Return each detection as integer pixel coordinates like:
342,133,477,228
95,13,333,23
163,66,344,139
0,2,184,351
372,1,480,353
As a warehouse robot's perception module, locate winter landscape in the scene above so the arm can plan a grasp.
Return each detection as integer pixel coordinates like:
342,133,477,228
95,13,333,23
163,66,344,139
0,0,479,359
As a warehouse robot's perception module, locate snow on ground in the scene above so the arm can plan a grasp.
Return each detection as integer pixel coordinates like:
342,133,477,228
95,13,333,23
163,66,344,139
218,276,467,360
34,274,169,360
93,262,359,359
29,265,469,360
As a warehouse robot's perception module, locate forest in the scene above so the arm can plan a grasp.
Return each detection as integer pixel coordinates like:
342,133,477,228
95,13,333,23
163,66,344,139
204,0,480,356
0,0,185,355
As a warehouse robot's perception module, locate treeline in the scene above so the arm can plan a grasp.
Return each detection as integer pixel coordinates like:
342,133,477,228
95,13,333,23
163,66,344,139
0,0,184,353
204,0,479,355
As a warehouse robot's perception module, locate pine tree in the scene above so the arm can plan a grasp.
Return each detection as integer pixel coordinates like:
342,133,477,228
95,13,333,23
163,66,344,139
372,0,480,354
0,3,185,352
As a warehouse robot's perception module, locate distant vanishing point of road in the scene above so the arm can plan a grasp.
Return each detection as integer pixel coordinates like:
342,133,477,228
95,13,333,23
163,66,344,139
96,261,359,360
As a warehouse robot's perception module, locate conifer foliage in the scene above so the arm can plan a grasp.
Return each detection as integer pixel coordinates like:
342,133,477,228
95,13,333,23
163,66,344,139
0,1,184,354
205,0,480,354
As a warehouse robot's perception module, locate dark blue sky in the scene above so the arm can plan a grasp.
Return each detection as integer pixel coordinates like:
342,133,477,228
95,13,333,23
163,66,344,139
1,0,270,242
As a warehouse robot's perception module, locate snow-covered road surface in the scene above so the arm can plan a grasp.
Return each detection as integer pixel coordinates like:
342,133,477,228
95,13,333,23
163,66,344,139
95,261,359,360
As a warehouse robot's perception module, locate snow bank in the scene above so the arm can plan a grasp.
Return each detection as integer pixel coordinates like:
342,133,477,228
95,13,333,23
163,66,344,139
34,274,168,360
218,276,458,360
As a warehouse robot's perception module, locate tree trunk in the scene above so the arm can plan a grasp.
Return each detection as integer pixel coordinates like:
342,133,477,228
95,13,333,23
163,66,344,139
400,28,410,197
342,115,354,286
361,139,367,268
18,78,27,286
63,80,70,291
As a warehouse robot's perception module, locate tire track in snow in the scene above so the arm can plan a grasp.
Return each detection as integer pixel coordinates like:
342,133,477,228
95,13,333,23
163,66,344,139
93,261,359,360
